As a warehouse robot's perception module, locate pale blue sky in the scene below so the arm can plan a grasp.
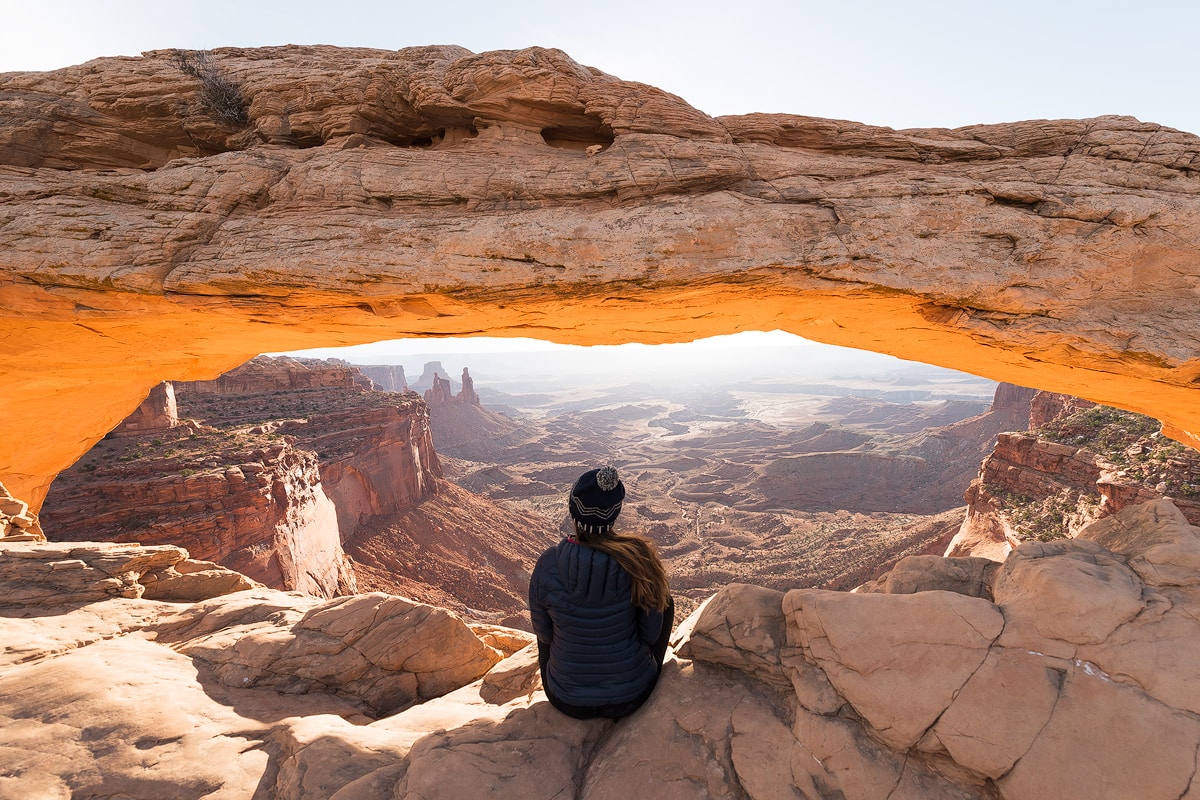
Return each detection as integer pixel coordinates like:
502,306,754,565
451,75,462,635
2,0,1197,134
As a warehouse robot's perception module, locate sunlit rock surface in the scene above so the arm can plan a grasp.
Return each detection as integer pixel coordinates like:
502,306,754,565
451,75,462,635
3,498,1199,798
2,45,1200,509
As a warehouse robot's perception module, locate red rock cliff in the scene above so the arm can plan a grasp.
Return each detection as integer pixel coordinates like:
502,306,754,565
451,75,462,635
948,391,1200,558
41,357,445,597
181,355,371,396
40,429,352,597
281,394,442,538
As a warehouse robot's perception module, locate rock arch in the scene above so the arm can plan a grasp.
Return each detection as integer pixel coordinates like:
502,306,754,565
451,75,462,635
2,45,1199,510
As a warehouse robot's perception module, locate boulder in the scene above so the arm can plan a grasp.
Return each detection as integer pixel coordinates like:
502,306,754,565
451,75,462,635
160,590,504,715
855,553,999,598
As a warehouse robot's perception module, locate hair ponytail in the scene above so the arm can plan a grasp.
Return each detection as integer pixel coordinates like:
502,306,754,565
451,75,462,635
575,523,670,612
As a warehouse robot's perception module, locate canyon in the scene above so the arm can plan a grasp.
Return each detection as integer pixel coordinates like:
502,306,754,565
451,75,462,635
40,356,549,623
38,351,1004,620
3,44,1200,800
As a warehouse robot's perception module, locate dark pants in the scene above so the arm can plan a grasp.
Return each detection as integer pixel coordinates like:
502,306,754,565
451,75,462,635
539,595,676,720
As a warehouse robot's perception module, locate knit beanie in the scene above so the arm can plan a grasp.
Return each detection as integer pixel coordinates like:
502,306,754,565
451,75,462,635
568,466,625,534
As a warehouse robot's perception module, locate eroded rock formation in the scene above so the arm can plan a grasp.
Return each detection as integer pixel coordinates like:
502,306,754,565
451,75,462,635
179,354,371,395
950,391,1200,558
40,428,352,597
357,362,408,391
0,481,43,541
111,381,179,437
6,497,1200,798
0,539,258,605
2,45,1199,511
38,356,556,618
41,357,446,597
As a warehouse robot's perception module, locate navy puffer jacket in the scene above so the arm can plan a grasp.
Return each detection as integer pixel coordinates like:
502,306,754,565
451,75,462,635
529,538,665,707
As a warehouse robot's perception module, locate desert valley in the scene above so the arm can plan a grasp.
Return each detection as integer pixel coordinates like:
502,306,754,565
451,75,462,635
37,337,1019,621
37,334,1200,624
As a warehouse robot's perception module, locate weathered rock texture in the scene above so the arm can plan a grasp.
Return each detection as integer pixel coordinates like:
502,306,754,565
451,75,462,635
2,45,1199,511
276,395,442,538
949,391,1200,558
39,355,554,620
41,428,352,597
176,358,444,541
7,498,1200,799
0,539,258,605
0,480,43,541
111,381,178,437
151,589,505,716
42,356,448,597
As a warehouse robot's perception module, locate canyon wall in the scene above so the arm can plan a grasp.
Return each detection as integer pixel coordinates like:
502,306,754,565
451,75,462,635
2,46,1199,510
40,422,353,597
950,391,1200,558
41,356,447,597
179,355,371,395
282,399,443,538
356,363,408,391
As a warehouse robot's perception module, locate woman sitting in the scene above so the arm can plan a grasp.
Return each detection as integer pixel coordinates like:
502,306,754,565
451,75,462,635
528,466,675,719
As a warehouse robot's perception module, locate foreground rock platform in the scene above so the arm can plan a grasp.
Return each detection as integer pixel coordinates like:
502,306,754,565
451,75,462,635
4,498,1200,798
2,45,1199,509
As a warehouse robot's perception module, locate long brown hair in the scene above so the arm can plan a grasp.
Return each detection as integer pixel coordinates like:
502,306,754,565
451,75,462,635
575,522,670,612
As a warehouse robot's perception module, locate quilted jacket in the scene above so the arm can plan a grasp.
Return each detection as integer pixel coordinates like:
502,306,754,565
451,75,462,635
529,538,665,707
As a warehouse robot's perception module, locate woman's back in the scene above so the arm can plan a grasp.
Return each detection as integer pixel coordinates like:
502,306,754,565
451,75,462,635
530,539,662,707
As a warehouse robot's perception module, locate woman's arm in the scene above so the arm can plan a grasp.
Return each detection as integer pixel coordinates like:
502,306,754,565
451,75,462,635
528,558,554,645
636,605,665,647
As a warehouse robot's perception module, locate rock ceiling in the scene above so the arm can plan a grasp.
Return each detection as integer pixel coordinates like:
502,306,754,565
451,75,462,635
2,44,1199,510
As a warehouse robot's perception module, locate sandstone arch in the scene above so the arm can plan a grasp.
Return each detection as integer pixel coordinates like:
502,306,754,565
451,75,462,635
2,45,1199,511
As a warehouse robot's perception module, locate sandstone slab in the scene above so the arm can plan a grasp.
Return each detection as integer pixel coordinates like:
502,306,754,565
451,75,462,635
785,588,1004,750
162,590,503,715
992,538,1146,654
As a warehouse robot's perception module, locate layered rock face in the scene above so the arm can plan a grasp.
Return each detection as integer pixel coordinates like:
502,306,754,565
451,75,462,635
179,354,371,395
111,381,178,437
179,356,445,542
7,497,1200,799
2,46,1199,510
40,427,353,598
281,398,443,538
356,363,408,391
36,356,556,618
950,391,1200,558
41,356,447,598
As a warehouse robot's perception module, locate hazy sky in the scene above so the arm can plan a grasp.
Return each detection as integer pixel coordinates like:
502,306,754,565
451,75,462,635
2,0,1197,134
